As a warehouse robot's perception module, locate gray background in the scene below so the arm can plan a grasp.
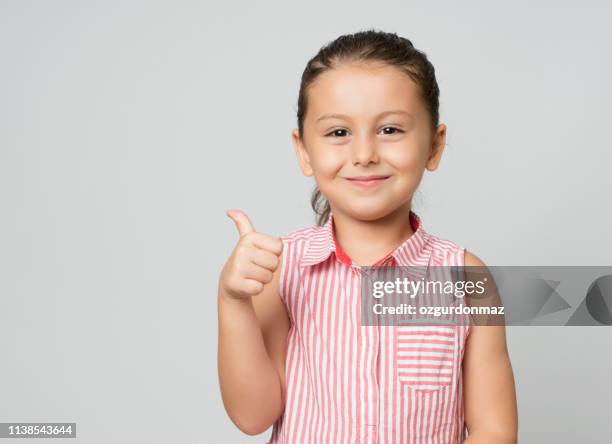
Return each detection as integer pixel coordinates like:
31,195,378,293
1,0,611,442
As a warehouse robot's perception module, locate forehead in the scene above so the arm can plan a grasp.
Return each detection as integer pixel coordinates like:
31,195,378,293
306,62,423,120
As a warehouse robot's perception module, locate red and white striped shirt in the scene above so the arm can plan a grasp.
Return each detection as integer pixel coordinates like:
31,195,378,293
267,209,470,444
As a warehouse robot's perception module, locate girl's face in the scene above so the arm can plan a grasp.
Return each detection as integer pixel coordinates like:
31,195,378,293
292,62,447,221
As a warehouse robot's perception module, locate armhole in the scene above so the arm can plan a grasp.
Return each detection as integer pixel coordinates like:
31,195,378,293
458,245,472,340
278,236,292,326
278,237,288,304
458,245,466,267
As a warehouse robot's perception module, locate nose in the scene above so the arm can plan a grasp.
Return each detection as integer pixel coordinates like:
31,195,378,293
350,135,379,166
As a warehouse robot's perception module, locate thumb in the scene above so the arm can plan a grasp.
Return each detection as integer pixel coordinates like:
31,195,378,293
226,209,256,237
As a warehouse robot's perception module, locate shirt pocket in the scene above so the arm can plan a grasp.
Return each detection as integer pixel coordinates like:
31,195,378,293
396,325,456,392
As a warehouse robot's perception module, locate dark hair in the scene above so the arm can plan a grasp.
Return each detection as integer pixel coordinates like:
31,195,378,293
296,29,441,226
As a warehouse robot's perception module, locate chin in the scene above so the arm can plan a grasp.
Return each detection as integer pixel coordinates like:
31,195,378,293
345,205,392,221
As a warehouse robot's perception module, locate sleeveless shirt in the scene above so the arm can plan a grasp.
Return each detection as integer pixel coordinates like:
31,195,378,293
266,209,471,444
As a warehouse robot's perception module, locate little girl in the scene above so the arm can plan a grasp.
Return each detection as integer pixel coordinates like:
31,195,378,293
218,29,518,444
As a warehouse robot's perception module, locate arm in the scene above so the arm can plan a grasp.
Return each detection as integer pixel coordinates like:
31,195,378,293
462,250,518,443
217,212,290,435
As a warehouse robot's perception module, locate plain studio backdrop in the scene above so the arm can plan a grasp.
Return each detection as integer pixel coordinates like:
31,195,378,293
1,1,611,443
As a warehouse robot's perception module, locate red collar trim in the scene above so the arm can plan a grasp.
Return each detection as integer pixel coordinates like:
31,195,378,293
331,211,421,266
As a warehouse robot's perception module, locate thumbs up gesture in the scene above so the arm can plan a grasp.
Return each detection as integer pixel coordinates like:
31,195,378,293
220,209,284,300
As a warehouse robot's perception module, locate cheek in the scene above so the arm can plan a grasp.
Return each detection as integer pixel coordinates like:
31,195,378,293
309,144,344,177
385,147,426,172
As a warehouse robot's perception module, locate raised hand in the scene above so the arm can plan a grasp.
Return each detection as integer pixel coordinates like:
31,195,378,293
220,209,284,300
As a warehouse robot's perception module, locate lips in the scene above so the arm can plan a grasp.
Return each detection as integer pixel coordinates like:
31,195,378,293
346,175,391,181
345,174,391,189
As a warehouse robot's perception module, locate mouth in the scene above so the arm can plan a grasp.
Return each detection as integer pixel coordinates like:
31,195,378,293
344,175,391,188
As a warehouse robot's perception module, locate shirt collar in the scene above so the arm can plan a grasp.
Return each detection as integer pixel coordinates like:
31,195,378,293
299,208,433,270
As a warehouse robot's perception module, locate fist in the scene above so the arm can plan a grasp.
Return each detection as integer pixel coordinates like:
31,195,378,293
220,209,284,299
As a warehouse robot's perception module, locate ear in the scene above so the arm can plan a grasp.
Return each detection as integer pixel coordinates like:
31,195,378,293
425,123,447,171
291,128,314,176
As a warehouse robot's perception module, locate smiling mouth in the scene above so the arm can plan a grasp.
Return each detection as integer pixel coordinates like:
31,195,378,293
345,175,391,188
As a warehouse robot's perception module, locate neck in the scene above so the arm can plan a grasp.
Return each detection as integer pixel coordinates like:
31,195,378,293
331,203,415,266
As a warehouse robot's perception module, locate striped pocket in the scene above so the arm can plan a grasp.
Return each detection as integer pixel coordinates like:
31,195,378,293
396,325,456,391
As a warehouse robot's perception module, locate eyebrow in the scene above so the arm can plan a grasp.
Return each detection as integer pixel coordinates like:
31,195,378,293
316,110,414,123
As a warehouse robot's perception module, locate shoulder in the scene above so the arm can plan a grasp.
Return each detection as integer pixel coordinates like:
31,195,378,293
464,249,487,267
425,231,488,268
276,224,324,276
425,232,466,266
280,224,322,246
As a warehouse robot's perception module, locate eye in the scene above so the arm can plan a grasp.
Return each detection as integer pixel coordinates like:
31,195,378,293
379,126,404,135
325,128,349,138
